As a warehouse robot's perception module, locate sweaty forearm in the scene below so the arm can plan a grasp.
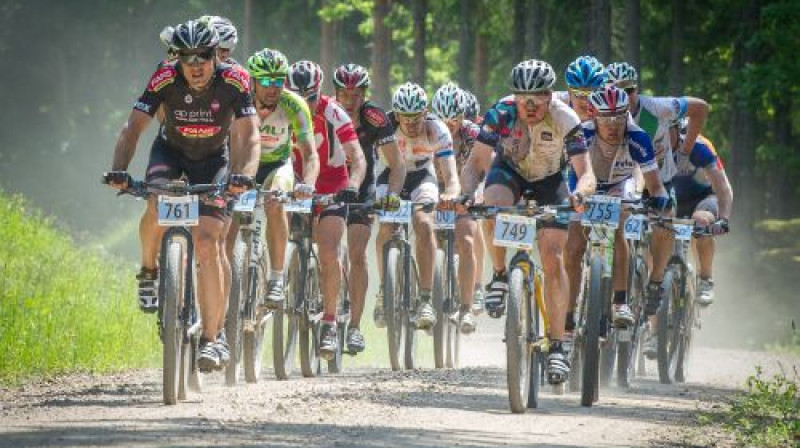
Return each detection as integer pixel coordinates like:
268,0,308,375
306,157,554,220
388,162,406,195
300,141,320,186
111,125,139,171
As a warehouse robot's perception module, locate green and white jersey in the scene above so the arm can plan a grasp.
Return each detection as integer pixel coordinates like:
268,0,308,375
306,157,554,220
257,89,313,164
632,94,688,182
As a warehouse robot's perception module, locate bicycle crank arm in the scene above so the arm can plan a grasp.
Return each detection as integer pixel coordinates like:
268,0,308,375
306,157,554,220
186,320,204,338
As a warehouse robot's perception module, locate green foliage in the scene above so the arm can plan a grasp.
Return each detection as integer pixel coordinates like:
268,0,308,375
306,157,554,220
723,367,800,447
0,192,158,384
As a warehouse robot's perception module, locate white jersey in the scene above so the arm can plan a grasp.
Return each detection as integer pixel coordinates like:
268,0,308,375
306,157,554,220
632,95,688,183
384,114,454,174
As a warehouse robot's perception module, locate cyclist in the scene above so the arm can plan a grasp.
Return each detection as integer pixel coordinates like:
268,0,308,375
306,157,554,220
105,20,260,371
564,86,671,332
460,59,596,384
198,15,239,64
671,118,732,305
430,82,484,331
225,48,318,308
462,89,481,124
375,82,461,332
331,63,405,353
287,60,366,359
556,55,607,122
606,61,710,317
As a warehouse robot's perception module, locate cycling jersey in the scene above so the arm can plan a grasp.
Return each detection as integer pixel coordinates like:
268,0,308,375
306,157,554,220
673,135,722,202
354,101,395,196
134,60,256,161
632,95,688,182
478,95,587,183
453,119,481,172
257,89,313,164
292,95,358,194
568,117,658,194
385,113,454,173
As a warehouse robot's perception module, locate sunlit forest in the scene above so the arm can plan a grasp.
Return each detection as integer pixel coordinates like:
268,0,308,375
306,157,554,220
0,0,797,347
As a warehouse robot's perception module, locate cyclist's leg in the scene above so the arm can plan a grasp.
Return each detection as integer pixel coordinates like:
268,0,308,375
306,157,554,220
645,183,676,317
455,215,478,311
482,164,519,316
263,162,294,304
611,211,635,326
347,218,372,329
472,182,487,311
564,219,587,331
315,208,346,355
692,195,718,304
411,175,438,329
194,213,230,342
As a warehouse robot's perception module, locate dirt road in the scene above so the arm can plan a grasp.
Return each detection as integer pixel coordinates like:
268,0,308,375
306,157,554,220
2,314,796,448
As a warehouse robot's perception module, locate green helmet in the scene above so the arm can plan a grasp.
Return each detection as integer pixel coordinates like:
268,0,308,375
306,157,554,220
247,48,289,79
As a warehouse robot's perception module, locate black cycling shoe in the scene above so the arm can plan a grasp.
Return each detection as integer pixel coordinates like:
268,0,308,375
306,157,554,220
484,271,509,319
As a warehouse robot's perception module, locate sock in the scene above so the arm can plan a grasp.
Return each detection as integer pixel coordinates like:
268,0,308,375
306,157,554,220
269,270,283,282
613,290,627,305
419,289,432,302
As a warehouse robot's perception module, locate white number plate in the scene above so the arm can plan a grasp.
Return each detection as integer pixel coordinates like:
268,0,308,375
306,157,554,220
582,195,622,229
157,195,199,226
434,210,456,230
379,200,412,224
623,215,645,241
233,190,257,212
284,198,313,214
674,223,693,241
494,214,536,250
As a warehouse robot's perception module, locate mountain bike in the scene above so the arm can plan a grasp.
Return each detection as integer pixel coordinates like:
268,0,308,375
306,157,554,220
470,200,572,414
433,209,460,369
107,178,226,405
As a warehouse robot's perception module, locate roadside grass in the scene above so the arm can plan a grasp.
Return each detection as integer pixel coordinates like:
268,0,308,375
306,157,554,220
0,193,159,385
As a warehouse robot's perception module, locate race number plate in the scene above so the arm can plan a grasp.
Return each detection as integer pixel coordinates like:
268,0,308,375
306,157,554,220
434,210,456,230
623,215,645,241
494,214,536,250
379,200,412,224
233,190,257,212
283,198,313,214
582,195,622,229
158,195,199,226
673,223,693,241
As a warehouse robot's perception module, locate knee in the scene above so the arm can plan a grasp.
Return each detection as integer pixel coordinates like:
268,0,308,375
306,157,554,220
195,233,220,262
542,247,564,275
318,240,340,265
693,211,714,227
349,246,367,268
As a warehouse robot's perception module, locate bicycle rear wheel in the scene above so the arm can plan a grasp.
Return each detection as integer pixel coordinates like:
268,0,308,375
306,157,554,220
243,250,269,382
384,246,404,371
674,272,696,383
273,243,299,380
433,250,446,369
581,255,603,407
161,240,186,405
657,269,682,384
299,257,322,377
403,257,420,370
225,237,247,386
506,267,531,414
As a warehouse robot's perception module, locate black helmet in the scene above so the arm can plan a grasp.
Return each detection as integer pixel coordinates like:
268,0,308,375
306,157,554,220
171,19,219,50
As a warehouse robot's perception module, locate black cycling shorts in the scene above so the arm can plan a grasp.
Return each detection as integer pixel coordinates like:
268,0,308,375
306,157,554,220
485,161,569,230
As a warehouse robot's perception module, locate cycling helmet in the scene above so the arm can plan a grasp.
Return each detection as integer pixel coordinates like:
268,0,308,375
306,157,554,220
431,83,466,119
247,48,289,78
462,90,480,121
392,82,428,113
589,85,629,114
202,16,238,50
332,63,371,89
671,117,689,147
159,25,176,51
565,55,607,89
510,59,556,93
287,60,324,95
606,62,638,88
171,19,219,50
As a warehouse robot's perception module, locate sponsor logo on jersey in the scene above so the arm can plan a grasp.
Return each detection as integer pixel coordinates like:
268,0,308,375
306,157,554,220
411,145,432,156
541,131,553,141
222,68,250,93
177,125,222,138
211,99,220,113
363,107,387,128
241,106,256,116
184,94,193,104
147,66,177,93
174,109,213,122
133,101,151,114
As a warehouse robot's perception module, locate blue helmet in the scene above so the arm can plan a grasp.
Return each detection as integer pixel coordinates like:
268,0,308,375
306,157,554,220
565,56,607,89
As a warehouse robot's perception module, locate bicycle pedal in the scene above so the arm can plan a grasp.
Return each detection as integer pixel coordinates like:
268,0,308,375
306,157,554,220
552,383,566,395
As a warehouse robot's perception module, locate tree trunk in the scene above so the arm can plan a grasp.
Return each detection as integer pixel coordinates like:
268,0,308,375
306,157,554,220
320,0,337,94
412,0,427,85
591,0,612,62
526,0,542,57
371,0,392,108
473,31,488,107
243,0,252,58
512,0,526,63
768,96,793,218
625,0,641,71
458,0,472,88
668,0,684,95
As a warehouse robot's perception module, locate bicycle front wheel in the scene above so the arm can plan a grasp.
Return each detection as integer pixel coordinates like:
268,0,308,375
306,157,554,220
445,253,461,369
384,246,404,371
657,269,681,384
299,257,322,377
433,249,446,369
617,253,648,388
581,255,604,407
161,240,186,405
403,256,420,370
327,266,350,374
273,243,299,380
225,237,247,386
674,272,696,383
506,267,531,414
243,249,270,383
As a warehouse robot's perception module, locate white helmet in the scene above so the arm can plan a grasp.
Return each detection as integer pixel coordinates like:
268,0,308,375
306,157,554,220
392,82,428,113
159,25,176,51
589,85,629,114
606,62,638,88
431,83,466,119
201,15,238,50
510,59,556,93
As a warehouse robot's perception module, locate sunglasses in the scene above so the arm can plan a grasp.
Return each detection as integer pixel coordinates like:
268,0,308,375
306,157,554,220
257,76,285,88
396,111,424,122
177,49,215,64
516,92,551,106
595,113,628,124
569,88,593,100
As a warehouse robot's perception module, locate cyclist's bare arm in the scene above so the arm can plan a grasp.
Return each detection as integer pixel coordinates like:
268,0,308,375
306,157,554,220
343,140,366,190
461,140,493,197
111,109,153,171
229,114,260,177
297,139,319,186
642,169,667,198
682,96,710,154
437,155,461,198
569,151,597,198
378,140,406,195
706,166,733,219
